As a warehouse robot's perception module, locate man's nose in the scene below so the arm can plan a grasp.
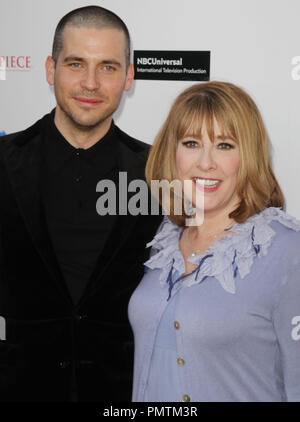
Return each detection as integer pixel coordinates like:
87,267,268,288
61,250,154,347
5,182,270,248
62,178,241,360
81,68,99,91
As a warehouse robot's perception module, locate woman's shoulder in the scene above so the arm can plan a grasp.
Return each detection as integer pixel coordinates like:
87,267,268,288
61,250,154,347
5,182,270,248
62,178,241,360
266,210,300,265
269,216,300,244
250,207,300,251
230,207,300,265
250,207,300,231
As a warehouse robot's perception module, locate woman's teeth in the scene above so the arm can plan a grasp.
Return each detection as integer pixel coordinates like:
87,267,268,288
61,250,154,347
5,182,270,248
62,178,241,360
194,178,220,188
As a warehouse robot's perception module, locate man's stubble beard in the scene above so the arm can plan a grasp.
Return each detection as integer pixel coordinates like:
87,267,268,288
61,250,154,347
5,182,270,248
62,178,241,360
57,100,117,133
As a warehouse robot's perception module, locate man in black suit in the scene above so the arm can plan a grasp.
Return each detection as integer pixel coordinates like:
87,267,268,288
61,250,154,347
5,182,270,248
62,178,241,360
0,5,161,401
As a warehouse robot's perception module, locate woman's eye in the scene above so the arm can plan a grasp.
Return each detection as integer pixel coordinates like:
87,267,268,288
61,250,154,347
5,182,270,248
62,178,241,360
218,142,234,150
182,140,198,148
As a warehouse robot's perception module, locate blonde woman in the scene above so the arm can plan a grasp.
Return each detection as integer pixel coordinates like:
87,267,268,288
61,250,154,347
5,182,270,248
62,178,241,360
128,82,300,402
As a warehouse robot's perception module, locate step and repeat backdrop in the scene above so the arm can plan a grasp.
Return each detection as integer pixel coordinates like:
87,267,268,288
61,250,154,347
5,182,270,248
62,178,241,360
1,0,300,217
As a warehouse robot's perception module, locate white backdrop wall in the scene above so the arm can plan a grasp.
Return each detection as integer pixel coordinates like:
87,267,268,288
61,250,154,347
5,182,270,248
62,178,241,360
1,0,300,217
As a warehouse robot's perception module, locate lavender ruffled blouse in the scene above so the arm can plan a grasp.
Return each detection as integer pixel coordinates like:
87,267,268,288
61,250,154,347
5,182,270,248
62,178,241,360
128,208,300,402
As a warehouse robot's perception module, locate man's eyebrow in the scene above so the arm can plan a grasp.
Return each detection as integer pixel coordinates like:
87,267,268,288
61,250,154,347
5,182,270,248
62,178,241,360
63,56,85,63
62,57,122,67
100,59,122,67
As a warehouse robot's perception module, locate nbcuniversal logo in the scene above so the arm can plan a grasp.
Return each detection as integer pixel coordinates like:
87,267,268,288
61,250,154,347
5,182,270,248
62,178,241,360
0,55,31,80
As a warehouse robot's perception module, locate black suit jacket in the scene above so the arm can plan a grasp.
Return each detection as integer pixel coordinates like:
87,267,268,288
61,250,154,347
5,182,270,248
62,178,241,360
0,113,162,401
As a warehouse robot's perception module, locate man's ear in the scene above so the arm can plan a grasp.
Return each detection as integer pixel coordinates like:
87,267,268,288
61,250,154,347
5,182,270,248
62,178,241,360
124,63,134,92
45,56,55,86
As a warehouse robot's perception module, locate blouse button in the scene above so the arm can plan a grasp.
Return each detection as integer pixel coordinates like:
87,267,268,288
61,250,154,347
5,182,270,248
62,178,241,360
177,358,185,366
174,321,180,330
182,394,190,402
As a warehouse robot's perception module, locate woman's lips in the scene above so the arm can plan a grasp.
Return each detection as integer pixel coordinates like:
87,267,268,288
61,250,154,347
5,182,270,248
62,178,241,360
192,177,222,192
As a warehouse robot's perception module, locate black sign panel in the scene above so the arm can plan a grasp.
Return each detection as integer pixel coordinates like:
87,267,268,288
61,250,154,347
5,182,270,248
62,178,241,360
134,50,210,81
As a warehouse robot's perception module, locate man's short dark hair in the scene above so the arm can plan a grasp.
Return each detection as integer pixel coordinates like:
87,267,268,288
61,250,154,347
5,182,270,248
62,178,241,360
52,5,131,68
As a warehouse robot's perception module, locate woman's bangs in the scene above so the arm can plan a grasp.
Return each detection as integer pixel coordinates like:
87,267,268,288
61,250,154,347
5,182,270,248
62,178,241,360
176,104,209,141
174,94,238,143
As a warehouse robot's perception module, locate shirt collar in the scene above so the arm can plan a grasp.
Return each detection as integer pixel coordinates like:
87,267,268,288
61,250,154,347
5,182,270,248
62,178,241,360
42,108,118,175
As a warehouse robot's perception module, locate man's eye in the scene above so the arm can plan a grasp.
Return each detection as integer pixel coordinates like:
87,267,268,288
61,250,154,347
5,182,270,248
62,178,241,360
103,65,115,71
69,63,81,68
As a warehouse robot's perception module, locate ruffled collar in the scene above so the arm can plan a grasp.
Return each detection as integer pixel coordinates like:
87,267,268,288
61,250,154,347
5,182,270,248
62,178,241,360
144,207,300,299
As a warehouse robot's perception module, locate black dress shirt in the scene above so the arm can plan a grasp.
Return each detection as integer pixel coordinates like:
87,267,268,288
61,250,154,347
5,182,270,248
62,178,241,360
42,112,119,304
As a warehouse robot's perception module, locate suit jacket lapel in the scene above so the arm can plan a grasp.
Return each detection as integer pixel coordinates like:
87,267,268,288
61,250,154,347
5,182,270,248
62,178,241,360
1,117,73,304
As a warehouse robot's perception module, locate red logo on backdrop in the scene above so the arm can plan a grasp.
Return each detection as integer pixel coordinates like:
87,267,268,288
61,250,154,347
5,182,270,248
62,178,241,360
0,56,31,71
0,56,31,80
